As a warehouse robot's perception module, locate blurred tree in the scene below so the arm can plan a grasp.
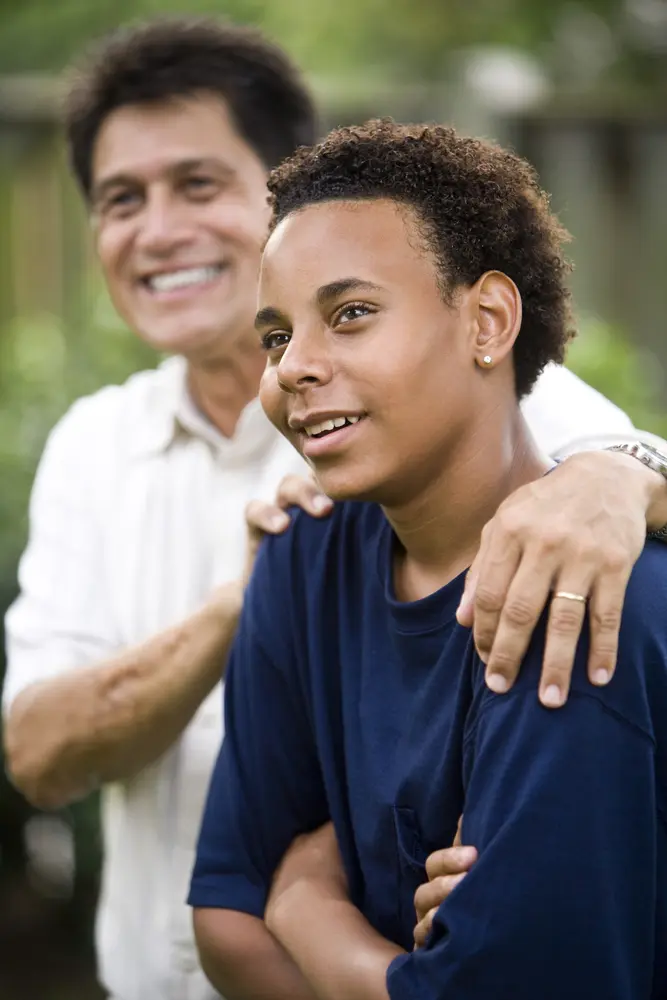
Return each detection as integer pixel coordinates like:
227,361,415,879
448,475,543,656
0,0,665,89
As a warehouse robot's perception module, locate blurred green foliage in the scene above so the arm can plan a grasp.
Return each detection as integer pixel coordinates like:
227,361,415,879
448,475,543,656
1,0,666,87
0,295,155,587
567,318,667,439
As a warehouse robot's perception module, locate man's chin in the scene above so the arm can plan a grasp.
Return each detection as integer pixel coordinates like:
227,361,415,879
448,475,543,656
135,323,229,359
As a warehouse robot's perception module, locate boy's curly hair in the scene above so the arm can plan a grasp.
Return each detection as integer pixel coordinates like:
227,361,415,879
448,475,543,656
267,119,574,398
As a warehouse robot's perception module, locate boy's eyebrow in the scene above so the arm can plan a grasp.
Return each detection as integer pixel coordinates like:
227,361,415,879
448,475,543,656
255,306,286,330
316,278,384,307
255,278,385,330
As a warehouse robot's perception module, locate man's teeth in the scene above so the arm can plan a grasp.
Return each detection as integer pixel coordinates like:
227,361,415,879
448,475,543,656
304,415,361,438
147,266,221,293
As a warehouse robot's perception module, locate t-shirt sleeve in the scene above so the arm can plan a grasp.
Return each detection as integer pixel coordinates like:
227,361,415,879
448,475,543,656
387,629,658,999
520,363,639,458
188,531,329,916
3,399,120,714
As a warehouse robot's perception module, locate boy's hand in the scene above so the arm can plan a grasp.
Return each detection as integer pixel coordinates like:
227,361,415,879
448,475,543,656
413,840,477,949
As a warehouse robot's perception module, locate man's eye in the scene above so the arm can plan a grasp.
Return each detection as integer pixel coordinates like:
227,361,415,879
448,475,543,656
102,191,140,217
336,303,373,325
261,331,291,351
184,176,218,197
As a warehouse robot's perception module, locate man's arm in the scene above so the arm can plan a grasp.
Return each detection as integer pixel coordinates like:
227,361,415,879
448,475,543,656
4,583,241,809
2,402,245,810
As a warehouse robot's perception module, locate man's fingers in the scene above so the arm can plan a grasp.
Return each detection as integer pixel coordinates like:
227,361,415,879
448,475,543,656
537,553,599,707
424,845,477,881
456,556,480,628
482,558,555,695
535,583,591,707
273,473,333,518
586,568,627,688
245,499,291,538
469,524,522,665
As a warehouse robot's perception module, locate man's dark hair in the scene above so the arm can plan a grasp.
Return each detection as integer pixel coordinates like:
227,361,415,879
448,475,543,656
64,16,318,198
267,119,574,398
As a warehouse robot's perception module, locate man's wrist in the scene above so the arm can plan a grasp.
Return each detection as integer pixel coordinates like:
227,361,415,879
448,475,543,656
208,579,244,623
605,444,667,533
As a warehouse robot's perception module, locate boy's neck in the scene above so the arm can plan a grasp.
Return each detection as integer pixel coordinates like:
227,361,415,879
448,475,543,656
386,408,550,603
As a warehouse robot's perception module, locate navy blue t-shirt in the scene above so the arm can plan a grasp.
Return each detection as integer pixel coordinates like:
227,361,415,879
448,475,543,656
190,502,667,1000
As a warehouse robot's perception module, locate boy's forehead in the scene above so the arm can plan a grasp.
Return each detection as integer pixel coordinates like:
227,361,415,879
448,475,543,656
265,199,419,269
260,199,438,304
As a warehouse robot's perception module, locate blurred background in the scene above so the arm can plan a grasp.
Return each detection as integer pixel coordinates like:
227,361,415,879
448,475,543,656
0,0,666,996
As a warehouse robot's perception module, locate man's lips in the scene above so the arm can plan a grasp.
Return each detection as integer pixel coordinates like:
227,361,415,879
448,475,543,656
139,263,226,293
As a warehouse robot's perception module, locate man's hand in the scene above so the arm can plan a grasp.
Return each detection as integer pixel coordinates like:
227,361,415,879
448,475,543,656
413,840,477,949
244,475,333,584
456,450,657,708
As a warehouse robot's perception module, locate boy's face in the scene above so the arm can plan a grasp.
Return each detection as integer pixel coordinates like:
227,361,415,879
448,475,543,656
258,198,479,505
91,93,271,360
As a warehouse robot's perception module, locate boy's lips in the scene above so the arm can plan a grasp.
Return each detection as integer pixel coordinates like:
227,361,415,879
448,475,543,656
297,415,367,459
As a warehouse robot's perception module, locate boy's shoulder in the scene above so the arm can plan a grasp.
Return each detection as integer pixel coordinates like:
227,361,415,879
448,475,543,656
470,540,667,744
261,500,386,575
571,540,667,739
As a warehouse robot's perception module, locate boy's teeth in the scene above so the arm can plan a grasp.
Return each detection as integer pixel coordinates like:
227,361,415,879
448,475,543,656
304,415,361,438
148,266,220,292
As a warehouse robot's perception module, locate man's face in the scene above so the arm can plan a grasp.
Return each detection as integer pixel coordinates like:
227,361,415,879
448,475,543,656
91,93,271,359
258,199,479,505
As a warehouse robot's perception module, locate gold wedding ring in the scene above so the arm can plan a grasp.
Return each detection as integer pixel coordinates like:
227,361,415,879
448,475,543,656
553,591,587,604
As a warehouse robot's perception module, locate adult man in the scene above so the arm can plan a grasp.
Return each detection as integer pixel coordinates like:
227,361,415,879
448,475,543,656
191,119,667,1000
3,15,667,1000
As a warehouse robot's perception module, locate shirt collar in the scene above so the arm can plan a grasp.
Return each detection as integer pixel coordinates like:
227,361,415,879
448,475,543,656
128,354,279,463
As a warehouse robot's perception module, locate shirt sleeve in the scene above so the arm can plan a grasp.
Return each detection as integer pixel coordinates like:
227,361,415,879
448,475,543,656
3,399,120,713
188,532,329,916
520,363,643,458
387,641,657,999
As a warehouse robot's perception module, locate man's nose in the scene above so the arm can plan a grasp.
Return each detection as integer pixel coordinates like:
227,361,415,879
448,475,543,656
135,189,192,256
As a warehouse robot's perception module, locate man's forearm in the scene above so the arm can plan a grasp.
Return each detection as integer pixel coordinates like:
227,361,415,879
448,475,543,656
4,581,242,808
268,878,403,1000
193,908,318,1000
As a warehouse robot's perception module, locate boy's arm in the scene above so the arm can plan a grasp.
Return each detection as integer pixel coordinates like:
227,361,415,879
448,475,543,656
266,826,476,1000
265,823,401,1000
268,620,660,1000
189,534,329,999
385,633,658,999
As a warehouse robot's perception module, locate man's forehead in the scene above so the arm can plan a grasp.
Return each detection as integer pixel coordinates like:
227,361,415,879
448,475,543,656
91,95,252,185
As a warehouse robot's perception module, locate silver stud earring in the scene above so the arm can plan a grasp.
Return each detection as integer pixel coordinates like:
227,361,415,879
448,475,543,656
482,355,493,366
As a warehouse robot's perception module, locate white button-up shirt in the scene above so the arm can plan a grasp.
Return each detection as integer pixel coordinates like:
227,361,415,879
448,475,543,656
2,357,642,1000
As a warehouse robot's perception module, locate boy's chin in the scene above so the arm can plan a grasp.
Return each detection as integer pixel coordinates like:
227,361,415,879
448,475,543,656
315,473,384,505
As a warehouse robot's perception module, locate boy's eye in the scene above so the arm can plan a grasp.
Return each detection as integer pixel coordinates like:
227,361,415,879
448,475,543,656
336,303,372,325
261,331,291,351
